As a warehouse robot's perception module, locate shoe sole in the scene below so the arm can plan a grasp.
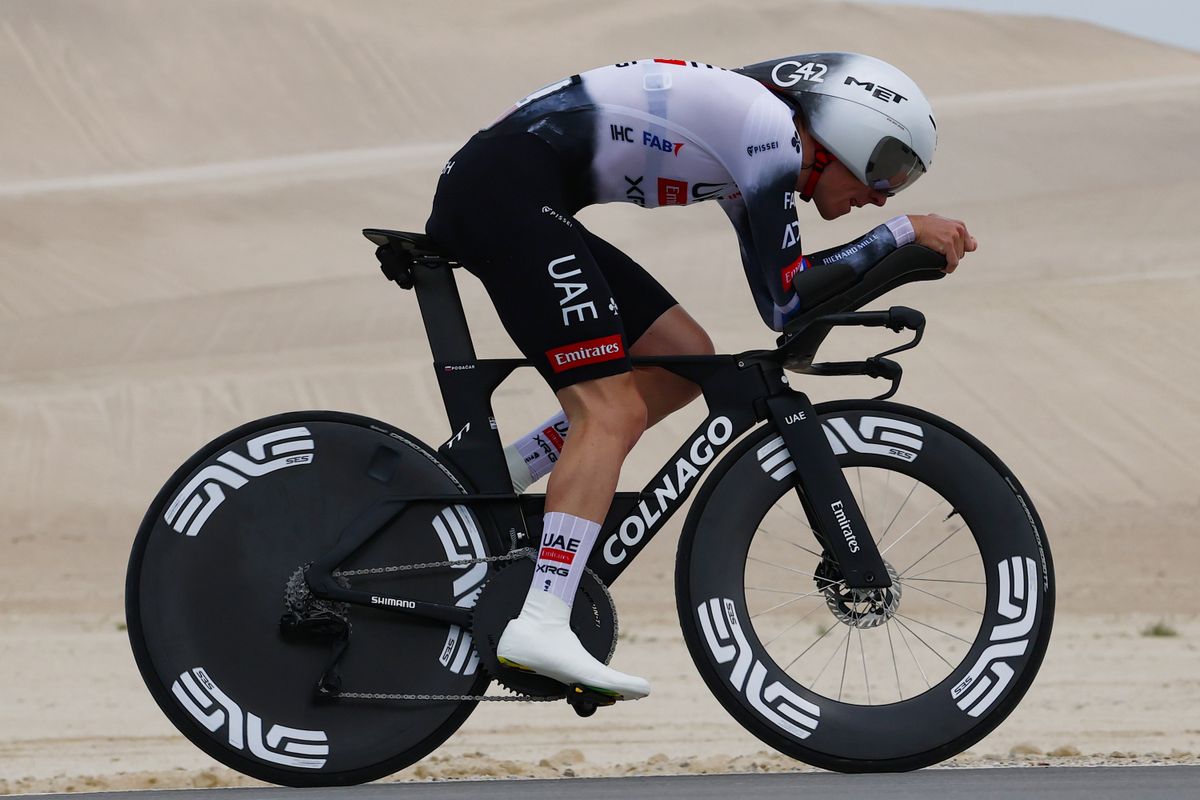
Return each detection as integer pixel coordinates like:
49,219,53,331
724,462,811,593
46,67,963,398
496,657,628,700
496,656,537,673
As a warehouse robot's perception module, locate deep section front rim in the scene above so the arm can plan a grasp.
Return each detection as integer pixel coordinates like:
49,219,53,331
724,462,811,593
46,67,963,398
676,401,1054,772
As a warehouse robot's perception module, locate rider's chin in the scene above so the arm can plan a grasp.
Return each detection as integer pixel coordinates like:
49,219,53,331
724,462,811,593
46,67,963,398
816,197,848,221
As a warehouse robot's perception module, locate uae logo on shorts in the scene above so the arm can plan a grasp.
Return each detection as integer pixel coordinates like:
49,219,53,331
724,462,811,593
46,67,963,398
545,334,625,373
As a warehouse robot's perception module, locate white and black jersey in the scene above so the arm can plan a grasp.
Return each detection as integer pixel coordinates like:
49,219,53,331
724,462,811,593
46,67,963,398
485,59,809,327
427,59,910,391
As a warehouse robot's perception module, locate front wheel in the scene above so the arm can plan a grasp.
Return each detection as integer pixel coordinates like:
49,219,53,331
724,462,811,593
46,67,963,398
676,400,1054,772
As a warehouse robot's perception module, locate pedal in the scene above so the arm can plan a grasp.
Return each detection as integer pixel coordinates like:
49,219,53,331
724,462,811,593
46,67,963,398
565,684,619,718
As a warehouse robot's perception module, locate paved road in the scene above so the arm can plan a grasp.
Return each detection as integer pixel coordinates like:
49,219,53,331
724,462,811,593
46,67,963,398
52,766,1200,800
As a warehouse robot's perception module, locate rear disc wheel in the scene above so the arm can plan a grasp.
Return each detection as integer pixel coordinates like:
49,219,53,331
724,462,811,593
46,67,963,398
126,411,497,786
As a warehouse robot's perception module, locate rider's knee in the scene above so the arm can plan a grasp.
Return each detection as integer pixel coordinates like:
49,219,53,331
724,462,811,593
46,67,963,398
612,389,649,452
688,325,716,357
674,308,716,356
665,315,715,357
572,376,648,453
632,306,716,358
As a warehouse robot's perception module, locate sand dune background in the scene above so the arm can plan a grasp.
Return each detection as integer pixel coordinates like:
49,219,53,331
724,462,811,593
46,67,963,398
2,0,1199,790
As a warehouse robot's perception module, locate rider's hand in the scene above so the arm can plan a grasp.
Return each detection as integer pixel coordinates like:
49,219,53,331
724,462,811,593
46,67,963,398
910,214,977,273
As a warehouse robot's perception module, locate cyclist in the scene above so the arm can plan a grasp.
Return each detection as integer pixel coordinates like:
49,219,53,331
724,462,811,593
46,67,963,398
425,53,976,701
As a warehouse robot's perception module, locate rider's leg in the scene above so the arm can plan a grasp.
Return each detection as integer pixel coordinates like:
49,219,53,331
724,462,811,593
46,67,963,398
504,306,714,491
497,373,652,698
631,305,716,427
503,410,569,493
545,373,646,516
497,312,709,693
427,136,663,697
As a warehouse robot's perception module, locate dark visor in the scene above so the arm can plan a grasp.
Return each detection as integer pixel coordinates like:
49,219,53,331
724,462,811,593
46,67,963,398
865,137,926,195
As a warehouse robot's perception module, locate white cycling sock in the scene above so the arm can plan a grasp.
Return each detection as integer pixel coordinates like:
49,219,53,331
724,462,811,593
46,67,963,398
503,410,570,492
529,511,600,606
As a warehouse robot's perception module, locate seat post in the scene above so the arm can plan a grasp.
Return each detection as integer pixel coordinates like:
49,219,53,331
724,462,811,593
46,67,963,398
412,263,476,363
410,261,520,497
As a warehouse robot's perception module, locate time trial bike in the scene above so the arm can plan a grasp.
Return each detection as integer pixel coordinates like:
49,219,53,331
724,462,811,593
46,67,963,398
125,229,1054,786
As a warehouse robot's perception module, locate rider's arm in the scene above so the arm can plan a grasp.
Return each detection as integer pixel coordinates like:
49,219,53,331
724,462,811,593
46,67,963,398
718,196,795,330
723,211,917,330
806,216,916,274
718,93,807,332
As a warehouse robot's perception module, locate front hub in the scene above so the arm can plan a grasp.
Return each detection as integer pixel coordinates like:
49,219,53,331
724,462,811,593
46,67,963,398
816,557,902,629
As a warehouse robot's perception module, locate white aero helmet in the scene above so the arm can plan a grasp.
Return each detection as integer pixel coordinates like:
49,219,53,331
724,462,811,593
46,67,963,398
735,53,937,195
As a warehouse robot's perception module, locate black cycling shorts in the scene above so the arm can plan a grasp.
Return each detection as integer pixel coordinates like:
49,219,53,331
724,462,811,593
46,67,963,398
425,133,678,392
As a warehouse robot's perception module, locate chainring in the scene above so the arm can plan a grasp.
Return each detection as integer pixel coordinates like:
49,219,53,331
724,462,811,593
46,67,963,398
471,557,618,697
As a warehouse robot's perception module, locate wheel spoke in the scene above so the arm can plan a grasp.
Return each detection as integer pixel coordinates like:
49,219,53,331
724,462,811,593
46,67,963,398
746,555,824,580
858,627,871,705
905,577,986,586
900,580,984,616
894,612,972,648
894,617,955,670
876,478,919,547
896,522,967,577
784,618,840,671
879,497,946,556
895,618,931,688
857,467,867,525
904,552,980,580
761,601,826,645
746,585,825,596
883,467,892,524
837,625,853,702
772,500,818,532
770,502,826,548
750,587,827,620
886,619,903,700
756,528,824,561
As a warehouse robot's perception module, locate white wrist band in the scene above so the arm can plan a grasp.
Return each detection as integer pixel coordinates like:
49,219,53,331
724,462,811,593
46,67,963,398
885,215,916,246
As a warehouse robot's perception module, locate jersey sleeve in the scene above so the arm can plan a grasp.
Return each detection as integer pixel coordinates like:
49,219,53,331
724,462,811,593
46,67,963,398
718,196,787,329
807,216,914,274
716,91,806,330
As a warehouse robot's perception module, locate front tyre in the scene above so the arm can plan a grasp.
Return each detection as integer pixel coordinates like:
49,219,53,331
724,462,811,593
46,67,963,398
676,401,1054,772
126,411,495,786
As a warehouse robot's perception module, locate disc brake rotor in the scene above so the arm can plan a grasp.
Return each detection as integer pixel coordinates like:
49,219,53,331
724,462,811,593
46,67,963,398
816,557,902,629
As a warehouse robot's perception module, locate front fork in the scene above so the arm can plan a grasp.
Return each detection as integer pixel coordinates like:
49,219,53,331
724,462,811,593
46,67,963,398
765,392,892,589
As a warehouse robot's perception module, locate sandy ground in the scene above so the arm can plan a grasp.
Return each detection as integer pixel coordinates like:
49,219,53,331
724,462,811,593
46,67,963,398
2,612,1200,794
2,0,1200,792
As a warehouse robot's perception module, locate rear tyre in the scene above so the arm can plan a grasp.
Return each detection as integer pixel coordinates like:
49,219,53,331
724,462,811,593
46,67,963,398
677,401,1054,772
126,411,497,786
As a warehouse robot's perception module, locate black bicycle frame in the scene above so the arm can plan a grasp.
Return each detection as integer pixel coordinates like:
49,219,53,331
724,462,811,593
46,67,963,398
303,231,949,621
420,241,897,582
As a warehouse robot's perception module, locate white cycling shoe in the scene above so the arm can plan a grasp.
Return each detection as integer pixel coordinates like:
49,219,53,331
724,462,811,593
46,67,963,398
496,591,651,701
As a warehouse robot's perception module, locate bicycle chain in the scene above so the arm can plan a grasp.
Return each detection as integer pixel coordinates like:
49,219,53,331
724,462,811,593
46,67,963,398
329,547,566,703
336,690,560,703
333,547,534,578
